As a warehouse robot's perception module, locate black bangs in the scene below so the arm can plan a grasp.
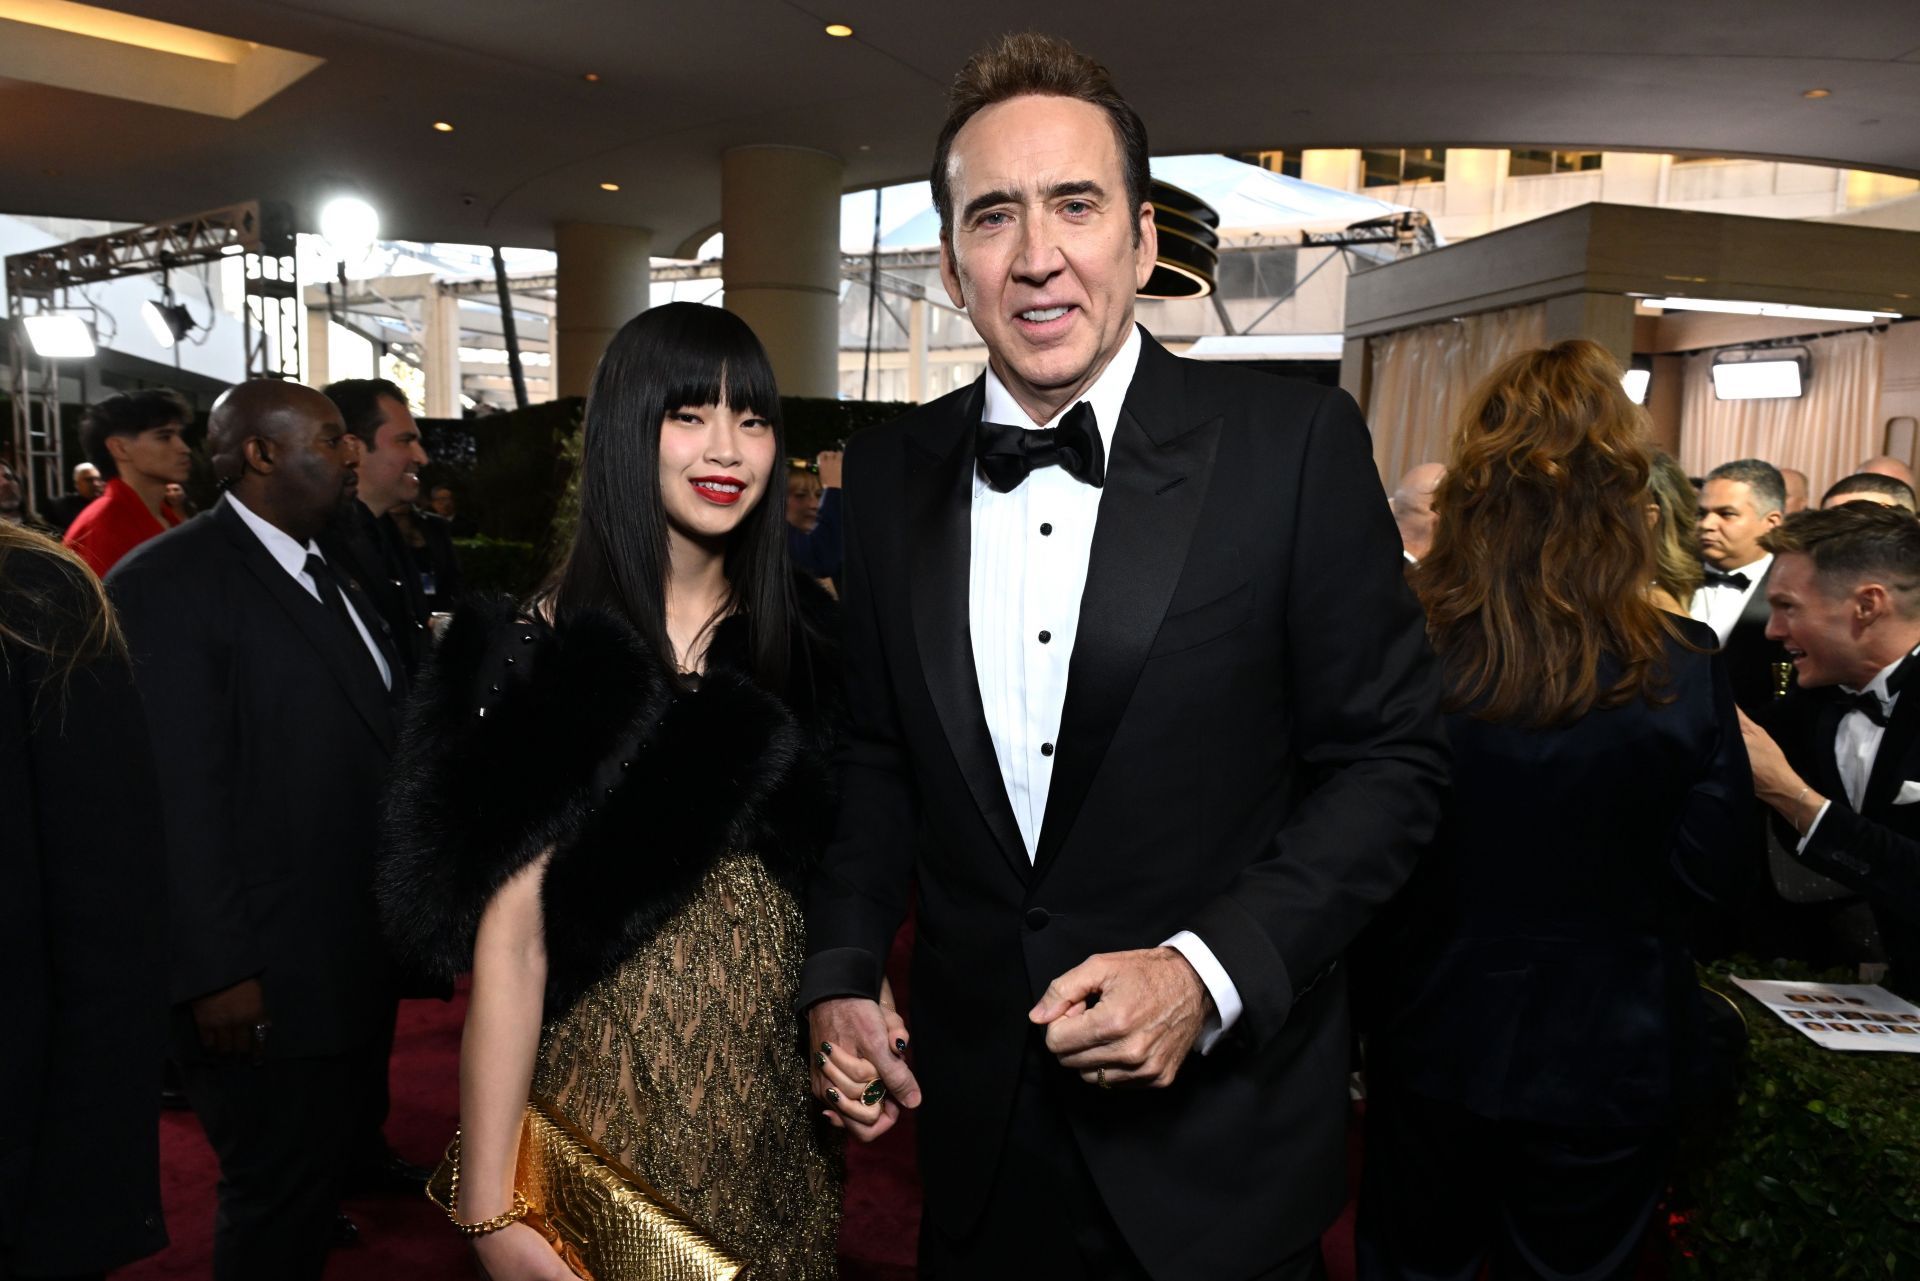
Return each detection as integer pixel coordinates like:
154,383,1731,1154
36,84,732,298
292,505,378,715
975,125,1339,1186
545,301,801,696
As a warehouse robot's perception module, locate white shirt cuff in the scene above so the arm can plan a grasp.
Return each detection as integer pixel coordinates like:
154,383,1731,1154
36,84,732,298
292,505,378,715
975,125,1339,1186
1162,930,1244,1055
1796,799,1832,854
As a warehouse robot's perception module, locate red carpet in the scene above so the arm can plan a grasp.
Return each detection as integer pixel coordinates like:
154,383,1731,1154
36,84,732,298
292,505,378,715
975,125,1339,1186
114,919,1360,1279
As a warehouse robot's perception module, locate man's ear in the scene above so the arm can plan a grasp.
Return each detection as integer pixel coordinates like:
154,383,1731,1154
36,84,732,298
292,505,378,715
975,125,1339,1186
1765,509,1784,530
241,435,274,476
1133,203,1158,291
1857,582,1892,623
938,233,967,311
104,434,133,467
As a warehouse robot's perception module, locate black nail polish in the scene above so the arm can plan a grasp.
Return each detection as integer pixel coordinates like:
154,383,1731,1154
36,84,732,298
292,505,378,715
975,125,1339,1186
895,1038,908,1053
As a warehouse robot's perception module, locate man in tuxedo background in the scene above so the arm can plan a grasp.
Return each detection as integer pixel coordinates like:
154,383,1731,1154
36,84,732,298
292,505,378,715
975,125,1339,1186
1823,472,1917,511
108,381,404,1280
1693,458,1794,719
798,33,1447,1280
1739,503,1920,995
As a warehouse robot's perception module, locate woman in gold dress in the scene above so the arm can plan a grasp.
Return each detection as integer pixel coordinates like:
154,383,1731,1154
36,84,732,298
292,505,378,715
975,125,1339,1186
379,303,892,1278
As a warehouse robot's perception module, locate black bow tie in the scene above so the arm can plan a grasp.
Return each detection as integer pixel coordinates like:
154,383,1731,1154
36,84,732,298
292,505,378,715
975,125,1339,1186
1702,568,1751,590
1835,653,1919,727
976,401,1105,493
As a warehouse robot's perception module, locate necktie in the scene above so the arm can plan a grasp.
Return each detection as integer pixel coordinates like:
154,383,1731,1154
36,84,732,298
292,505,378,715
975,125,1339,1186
305,554,383,685
976,401,1105,493
1702,568,1751,590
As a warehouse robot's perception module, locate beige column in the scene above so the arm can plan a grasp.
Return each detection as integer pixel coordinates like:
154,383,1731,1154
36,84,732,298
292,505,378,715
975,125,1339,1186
722,145,844,398
555,221,653,399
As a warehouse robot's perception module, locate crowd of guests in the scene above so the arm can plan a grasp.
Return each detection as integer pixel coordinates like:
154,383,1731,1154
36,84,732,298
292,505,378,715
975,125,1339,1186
8,28,1920,1281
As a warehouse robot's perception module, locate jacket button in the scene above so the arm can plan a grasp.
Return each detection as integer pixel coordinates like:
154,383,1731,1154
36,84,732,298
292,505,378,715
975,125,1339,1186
1025,908,1050,931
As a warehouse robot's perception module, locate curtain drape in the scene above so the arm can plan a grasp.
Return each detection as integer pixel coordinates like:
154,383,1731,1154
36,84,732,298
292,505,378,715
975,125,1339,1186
1365,303,1547,484
1678,329,1885,499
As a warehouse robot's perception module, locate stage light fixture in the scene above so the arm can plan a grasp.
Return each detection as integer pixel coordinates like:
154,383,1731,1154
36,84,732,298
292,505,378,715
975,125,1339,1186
23,313,96,359
824,23,853,37
142,297,195,348
1711,347,1809,401
599,181,620,191
1622,369,1650,404
433,120,453,132
318,194,380,262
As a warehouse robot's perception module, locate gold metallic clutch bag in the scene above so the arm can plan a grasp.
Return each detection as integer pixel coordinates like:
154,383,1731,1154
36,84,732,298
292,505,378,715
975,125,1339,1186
427,1097,746,1280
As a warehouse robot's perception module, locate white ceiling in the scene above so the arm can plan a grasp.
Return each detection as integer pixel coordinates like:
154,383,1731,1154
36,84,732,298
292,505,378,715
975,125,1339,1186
2,0,1917,251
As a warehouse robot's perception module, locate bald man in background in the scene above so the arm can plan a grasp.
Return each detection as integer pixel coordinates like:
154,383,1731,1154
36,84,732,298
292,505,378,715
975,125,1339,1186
1779,467,1810,515
108,381,406,1281
1859,455,1918,492
1390,462,1445,563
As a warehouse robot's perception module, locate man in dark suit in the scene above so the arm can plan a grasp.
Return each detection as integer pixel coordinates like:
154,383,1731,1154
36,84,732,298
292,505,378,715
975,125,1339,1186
1693,458,1794,719
798,34,1447,1280
320,378,434,678
108,380,404,1280
1738,503,1920,997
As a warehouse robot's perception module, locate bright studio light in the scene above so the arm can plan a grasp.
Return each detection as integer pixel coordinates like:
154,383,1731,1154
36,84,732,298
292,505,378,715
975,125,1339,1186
1622,369,1650,404
23,313,96,359
1712,359,1805,400
142,298,195,348
318,195,380,261
1645,296,1898,325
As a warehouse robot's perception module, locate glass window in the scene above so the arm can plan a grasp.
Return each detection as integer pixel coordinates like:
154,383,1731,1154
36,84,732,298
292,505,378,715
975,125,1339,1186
1363,148,1447,186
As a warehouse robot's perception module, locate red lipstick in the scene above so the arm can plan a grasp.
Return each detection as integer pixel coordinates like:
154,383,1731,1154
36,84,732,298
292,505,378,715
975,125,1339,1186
690,474,746,506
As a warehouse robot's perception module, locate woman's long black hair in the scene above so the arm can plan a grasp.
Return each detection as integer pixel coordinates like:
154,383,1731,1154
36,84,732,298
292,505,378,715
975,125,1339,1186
544,302,800,692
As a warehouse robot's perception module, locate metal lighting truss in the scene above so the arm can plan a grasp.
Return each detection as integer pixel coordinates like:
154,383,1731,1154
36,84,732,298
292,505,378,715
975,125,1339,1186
5,199,297,512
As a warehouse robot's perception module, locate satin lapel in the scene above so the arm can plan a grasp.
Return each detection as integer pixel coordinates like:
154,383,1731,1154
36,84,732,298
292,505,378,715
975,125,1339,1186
908,381,1031,882
1810,698,1847,802
1737,563,1775,635
1033,337,1222,880
1864,692,1920,814
215,501,396,752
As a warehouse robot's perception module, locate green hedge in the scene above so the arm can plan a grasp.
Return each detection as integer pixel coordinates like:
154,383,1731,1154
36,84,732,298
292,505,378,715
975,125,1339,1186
1667,958,1920,1276
451,537,542,600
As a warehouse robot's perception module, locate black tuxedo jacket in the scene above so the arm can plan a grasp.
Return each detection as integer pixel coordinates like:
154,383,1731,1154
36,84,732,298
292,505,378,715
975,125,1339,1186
1359,624,1754,1127
321,500,432,677
799,331,1449,1277
107,496,405,1058
1718,560,1795,720
1777,685,1920,996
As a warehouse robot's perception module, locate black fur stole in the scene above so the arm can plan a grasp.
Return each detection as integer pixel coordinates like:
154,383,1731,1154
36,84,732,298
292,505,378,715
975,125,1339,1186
377,595,837,1017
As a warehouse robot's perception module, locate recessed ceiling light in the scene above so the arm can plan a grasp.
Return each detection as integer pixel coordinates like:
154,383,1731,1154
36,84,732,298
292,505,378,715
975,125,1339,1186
583,72,600,83
432,120,453,132
824,23,853,37
599,181,620,192
1803,88,1831,99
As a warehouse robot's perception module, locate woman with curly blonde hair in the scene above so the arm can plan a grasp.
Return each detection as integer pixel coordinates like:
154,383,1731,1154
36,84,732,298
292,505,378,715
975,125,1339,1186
1647,451,1705,615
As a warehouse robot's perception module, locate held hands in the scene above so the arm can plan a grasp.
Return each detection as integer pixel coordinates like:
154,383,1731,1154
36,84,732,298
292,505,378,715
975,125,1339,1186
1030,947,1210,1089
808,978,919,1142
190,977,269,1060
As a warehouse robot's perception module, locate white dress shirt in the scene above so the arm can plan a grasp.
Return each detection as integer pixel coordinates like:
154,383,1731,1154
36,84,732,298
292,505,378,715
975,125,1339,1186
1799,645,1920,849
969,326,1242,1051
228,492,392,691
1689,552,1772,644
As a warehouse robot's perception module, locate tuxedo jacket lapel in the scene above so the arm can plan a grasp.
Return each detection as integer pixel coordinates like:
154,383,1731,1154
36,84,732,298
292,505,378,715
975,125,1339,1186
1034,336,1222,881
908,381,1031,883
1864,694,1920,814
216,501,397,753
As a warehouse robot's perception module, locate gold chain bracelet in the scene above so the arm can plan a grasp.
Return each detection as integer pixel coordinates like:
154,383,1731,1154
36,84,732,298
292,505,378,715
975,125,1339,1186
445,1129,531,1237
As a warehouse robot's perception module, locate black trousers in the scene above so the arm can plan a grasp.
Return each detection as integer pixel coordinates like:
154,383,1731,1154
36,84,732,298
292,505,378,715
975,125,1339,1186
919,1038,1327,1281
177,1051,356,1281
1355,1085,1669,1281
347,993,401,1173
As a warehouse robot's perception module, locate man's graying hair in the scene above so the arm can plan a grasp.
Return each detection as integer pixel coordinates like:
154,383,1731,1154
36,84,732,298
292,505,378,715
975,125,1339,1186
1762,503,1920,618
929,32,1151,246
1706,458,1785,515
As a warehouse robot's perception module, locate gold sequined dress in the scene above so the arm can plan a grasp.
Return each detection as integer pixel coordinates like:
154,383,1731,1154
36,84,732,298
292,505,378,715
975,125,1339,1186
531,851,841,1278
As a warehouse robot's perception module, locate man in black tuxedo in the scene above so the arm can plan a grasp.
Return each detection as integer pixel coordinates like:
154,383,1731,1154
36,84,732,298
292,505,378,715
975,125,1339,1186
1693,458,1794,719
1738,503,1920,996
108,381,405,1280
797,33,1447,1280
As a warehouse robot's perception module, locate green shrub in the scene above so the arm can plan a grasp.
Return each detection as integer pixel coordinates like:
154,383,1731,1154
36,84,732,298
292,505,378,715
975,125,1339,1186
1667,958,1920,1276
451,537,542,600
